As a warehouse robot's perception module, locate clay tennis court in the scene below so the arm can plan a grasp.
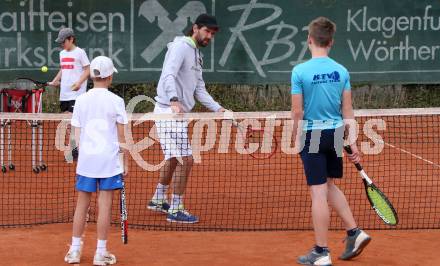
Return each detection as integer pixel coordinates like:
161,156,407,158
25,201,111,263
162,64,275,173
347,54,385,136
1,110,439,265
1,224,439,265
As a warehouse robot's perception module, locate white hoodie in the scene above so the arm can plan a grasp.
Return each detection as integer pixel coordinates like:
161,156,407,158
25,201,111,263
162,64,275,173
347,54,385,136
154,36,222,112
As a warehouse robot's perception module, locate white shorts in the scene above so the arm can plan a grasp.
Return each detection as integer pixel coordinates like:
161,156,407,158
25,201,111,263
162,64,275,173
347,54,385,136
154,104,192,160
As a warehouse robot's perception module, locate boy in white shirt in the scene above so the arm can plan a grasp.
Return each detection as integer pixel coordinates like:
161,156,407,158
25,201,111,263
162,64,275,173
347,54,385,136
64,56,128,265
50,28,90,161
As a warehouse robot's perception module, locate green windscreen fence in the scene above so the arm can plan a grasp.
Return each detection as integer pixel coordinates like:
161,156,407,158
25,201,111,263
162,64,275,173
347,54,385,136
0,0,440,84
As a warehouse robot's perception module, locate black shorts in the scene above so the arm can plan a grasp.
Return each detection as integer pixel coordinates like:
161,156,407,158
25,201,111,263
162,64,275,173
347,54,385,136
60,100,75,113
299,127,344,186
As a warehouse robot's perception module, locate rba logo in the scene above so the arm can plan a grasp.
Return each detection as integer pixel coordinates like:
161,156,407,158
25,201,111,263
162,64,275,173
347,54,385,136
312,71,341,82
138,0,207,64
219,0,304,77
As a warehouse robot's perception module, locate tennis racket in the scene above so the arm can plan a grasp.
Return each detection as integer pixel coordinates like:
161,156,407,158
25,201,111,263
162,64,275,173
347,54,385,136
119,152,128,244
14,77,48,113
231,120,277,159
15,77,48,90
344,146,398,226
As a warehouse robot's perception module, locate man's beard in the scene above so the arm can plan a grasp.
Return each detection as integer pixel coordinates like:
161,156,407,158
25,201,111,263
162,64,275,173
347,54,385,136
196,36,210,47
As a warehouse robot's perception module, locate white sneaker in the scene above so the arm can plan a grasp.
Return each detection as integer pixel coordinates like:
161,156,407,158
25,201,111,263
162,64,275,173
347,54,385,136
93,251,117,265
340,229,371,260
64,242,83,264
297,247,332,266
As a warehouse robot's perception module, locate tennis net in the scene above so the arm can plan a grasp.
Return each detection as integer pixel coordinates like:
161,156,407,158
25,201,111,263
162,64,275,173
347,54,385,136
0,108,439,231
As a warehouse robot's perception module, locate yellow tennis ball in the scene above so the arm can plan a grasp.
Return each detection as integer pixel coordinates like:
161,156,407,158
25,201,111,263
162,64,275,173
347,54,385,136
41,66,48,72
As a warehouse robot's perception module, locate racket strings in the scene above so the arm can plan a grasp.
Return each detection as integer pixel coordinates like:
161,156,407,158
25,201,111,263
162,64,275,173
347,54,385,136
15,79,36,91
367,187,398,225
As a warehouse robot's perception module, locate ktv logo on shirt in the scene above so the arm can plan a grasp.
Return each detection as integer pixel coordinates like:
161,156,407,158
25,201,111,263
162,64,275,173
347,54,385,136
311,71,340,85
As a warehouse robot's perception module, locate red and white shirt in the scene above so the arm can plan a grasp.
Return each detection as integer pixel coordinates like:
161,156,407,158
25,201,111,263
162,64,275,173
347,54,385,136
59,47,90,101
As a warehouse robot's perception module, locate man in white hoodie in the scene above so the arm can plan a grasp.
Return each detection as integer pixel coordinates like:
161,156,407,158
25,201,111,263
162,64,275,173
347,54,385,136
148,14,225,223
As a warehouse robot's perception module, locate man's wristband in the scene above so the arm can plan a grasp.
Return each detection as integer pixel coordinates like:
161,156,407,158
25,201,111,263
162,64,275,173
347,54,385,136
170,97,179,102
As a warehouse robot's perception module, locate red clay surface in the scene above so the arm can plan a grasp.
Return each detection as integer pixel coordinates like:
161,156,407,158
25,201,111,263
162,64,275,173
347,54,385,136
0,224,439,265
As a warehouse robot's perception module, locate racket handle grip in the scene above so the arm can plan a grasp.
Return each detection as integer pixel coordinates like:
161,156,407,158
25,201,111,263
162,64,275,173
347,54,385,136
343,145,363,171
353,163,363,171
343,145,353,154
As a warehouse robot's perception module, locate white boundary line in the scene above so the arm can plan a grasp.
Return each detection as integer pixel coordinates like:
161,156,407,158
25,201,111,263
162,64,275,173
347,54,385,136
381,140,440,169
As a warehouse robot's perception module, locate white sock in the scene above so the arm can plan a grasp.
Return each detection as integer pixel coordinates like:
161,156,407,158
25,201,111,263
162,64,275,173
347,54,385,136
152,183,169,201
170,194,183,210
70,236,82,252
96,239,107,255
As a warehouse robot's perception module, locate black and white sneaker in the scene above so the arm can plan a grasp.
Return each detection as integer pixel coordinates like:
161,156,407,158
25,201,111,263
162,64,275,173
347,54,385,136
147,199,170,213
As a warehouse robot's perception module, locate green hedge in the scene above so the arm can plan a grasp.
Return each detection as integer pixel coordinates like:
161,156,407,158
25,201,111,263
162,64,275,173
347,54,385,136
41,83,440,113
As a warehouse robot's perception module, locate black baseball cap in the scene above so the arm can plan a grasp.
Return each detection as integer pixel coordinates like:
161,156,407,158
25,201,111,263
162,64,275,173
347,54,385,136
194,14,219,30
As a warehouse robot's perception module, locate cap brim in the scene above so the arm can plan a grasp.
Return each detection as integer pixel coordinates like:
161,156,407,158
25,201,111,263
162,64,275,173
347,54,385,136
205,24,219,31
113,67,118,73
55,34,74,43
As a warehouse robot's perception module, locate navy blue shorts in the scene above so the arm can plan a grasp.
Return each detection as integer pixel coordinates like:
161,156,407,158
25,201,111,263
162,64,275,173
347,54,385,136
60,100,75,113
75,174,123,192
300,127,344,186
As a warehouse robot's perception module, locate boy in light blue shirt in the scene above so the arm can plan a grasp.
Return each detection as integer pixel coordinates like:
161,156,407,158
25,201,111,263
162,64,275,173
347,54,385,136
291,17,371,266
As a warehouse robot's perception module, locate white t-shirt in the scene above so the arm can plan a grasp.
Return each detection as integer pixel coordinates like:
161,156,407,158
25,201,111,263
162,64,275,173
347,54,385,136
71,88,128,178
59,47,90,101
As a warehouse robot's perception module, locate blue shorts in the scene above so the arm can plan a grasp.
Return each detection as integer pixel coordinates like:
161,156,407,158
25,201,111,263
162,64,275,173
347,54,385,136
75,174,123,192
300,127,344,186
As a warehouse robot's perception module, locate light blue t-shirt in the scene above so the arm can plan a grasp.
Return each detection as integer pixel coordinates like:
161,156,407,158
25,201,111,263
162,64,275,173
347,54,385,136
291,57,351,130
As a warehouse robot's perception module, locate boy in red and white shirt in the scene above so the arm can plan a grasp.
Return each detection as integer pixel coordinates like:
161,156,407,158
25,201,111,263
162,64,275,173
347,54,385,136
50,27,90,112
49,28,90,160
